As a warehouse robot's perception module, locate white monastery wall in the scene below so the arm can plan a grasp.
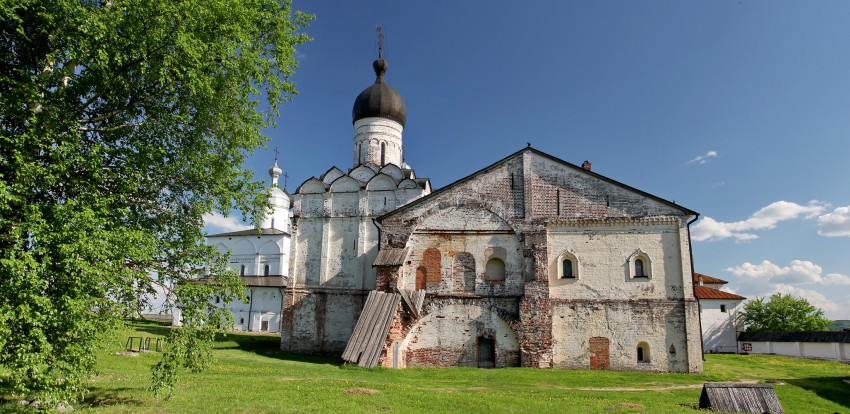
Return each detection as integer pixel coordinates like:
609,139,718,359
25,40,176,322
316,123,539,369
699,299,743,353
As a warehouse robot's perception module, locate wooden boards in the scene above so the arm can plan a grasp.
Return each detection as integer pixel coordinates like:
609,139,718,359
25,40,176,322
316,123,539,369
342,290,402,368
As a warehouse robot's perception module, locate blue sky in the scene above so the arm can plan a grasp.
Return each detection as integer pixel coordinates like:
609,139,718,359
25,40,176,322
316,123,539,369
205,1,850,319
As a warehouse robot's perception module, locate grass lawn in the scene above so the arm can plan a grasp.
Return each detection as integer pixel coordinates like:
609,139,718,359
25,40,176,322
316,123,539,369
4,320,850,413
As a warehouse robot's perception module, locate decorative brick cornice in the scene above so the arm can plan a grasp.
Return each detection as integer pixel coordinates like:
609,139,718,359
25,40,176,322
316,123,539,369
547,216,682,228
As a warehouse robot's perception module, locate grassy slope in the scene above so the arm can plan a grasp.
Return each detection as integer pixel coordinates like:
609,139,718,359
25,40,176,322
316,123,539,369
10,320,850,413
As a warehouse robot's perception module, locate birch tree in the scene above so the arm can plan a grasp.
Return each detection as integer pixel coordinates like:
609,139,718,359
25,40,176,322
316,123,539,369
0,0,310,407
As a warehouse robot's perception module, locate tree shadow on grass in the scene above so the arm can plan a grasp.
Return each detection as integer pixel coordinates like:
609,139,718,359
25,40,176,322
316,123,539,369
81,388,144,409
785,377,850,409
125,319,345,366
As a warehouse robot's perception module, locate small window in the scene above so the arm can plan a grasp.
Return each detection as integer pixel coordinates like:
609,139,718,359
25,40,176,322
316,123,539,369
240,318,244,324
629,251,652,279
562,259,574,278
669,344,677,355
380,142,386,166
485,258,506,282
215,296,220,304
245,296,251,303
240,265,246,276
720,304,727,313
637,342,650,363
635,259,645,277
264,264,270,276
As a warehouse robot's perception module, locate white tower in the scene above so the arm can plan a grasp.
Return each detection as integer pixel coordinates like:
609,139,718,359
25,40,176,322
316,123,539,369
260,156,291,232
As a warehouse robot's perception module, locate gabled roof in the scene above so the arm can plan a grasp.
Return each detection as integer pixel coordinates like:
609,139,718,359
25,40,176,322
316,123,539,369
695,285,746,300
377,146,697,221
207,228,289,237
694,272,728,284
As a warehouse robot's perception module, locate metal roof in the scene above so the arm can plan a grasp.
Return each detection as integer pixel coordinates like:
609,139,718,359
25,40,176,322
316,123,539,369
694,272,729,284
373,248,409,267
207,228,289,237
695,286,746,300
352,59,407,126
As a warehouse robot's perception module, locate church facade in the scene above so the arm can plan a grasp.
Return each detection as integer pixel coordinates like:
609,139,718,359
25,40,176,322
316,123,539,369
199,160,292,333
281,54,703,373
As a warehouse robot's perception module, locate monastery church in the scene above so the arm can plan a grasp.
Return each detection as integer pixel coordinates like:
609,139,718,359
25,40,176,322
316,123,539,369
261,50,706,373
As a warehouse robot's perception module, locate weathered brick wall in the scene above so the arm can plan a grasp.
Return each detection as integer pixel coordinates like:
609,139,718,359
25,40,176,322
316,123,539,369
403,298,520,368
280,289,367,355
550,299,696,372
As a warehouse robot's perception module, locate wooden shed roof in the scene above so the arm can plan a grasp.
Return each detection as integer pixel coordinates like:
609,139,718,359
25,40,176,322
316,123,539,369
373,247,409,267
699,383,783,413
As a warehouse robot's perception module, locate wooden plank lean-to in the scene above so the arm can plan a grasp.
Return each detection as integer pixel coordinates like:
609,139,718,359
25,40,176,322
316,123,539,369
361,293,401,367
342,290,379,363
351,292,391,364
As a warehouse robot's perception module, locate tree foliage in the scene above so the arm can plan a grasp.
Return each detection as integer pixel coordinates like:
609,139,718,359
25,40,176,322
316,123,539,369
740,293,830,333
0,0,310,407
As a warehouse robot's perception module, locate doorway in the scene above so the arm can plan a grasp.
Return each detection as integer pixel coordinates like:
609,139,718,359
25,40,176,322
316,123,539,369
477,337,495,368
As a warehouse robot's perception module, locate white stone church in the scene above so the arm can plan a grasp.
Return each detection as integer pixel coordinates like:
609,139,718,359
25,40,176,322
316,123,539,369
269,53,704,373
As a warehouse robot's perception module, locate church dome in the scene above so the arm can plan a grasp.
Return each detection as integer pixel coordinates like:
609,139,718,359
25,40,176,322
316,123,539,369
352,58,407,127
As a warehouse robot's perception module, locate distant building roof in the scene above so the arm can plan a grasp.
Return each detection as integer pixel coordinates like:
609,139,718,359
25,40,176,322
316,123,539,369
190,276,288,288
207,228,289,237
695,286,746,300
694,272,728,285
738,331,850,343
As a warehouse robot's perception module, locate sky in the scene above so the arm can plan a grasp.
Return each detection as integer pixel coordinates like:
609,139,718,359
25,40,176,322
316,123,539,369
204,1,850,319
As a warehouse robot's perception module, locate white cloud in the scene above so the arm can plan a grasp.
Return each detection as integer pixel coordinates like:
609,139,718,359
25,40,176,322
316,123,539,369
771,285,843,316
691,200,828,241
817,205,850,237
202,212,251,233
724,259,850,318
687,150,718,165
725,259,850,286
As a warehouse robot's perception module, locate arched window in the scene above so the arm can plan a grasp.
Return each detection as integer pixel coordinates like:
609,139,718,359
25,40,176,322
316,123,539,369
629,251,652,279
415,266,426,290
562,259,573,278
637,342,650,363
453,252,476,292
380,142,386,166
263,264,270,276
422,248,442,287
240,265,246,276
635,259,645,277
485,258,506,282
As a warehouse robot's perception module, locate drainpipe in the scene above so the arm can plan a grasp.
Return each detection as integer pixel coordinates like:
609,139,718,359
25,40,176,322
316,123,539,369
278,287,285,333
247,288,254,331
686,213,705,361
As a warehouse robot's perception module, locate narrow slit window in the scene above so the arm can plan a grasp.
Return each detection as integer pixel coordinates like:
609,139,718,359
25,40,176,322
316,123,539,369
380,142,386,166
263,264,270,276
635,259,645,277
240,265,246,276
562,259,573,278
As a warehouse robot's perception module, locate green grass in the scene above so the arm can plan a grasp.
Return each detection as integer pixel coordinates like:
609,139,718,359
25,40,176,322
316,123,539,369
6,320,850,413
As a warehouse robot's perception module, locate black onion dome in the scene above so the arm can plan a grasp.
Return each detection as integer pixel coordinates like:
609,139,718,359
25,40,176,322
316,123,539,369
352,58,407,126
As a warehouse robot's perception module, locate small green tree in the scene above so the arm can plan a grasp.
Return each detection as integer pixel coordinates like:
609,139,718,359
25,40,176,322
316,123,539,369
740,293,830,333
0,0,310,407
